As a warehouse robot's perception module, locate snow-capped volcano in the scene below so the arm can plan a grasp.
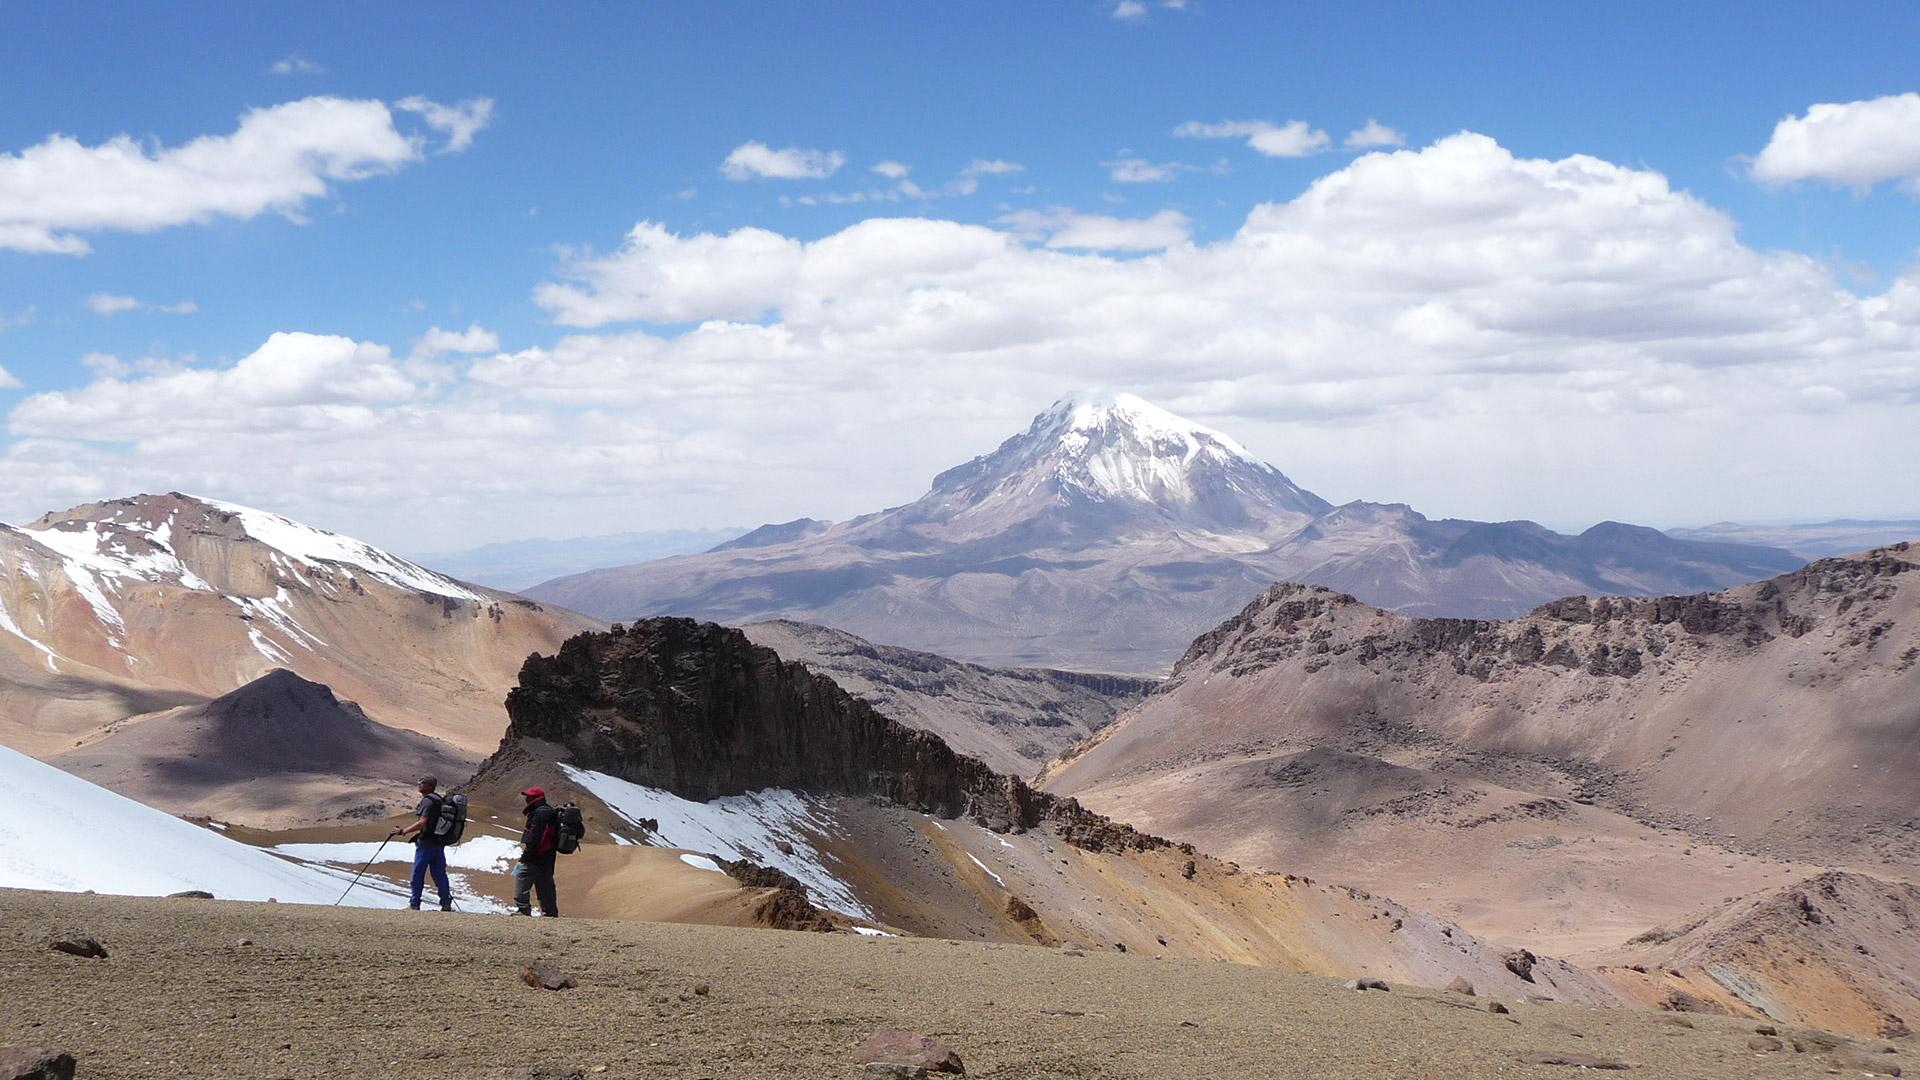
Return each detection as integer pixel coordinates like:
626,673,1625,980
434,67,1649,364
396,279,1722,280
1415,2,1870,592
529,391,1804,674
915,392,1328,537
0,492,597,760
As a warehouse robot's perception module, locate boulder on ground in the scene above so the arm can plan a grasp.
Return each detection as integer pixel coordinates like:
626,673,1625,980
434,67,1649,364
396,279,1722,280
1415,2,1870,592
521,959,576,991
167,890,215,900
1659,989,1726,1015
852,1029,964,1075
45,935,105,960
1514,1051,1633,1069
1343,978,1390,992
1445,976,1475,996
1504,949,1536,983
0,1046,76,1080
1747,1036,1784,1052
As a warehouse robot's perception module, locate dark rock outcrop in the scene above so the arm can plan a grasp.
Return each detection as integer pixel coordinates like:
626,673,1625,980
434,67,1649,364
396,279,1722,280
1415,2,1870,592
481,618,1165,850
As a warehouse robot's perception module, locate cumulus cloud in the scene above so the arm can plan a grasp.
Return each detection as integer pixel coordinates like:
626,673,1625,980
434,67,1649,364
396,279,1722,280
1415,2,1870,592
6,133,1918,545
85,294,197,316
535,221,803,326
1176,118,1330,157
997,207,1192,250
267,54,324,75
1111,0,1149,21
1106,157,1184,183
394,96,494,154
0,95,483,255
412,324,500,356
871,160,911,179
1751,92,1920,192
720,141,845,180
1344,119,1405,150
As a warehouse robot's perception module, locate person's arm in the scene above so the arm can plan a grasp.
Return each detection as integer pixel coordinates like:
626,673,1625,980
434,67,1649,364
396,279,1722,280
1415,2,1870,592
394,797,433,839
518,813,540,859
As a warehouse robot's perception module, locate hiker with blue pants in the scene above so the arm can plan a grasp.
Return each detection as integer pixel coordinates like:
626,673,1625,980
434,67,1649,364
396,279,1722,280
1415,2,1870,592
392,775,454,911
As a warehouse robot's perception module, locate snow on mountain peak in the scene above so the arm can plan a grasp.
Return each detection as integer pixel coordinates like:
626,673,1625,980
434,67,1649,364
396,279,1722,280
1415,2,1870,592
1030,391,1276,505
1047,391,1257,462
197,496,483,602
918,392,1327,536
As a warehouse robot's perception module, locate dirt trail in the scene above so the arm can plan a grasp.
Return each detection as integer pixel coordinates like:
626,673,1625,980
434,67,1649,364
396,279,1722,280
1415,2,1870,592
1,890,1902,1079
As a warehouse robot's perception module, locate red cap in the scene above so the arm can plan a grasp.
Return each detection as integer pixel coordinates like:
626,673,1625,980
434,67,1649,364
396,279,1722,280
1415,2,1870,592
521,786,545,800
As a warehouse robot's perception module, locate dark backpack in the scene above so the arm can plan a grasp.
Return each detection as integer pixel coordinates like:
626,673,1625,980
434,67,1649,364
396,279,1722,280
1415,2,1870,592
425,792,468,846
556,802,585,855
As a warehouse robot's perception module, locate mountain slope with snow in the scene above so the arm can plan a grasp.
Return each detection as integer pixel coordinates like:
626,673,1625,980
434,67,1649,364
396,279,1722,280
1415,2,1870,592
0,743,404,906
0,492,600,756
528,393,1801,673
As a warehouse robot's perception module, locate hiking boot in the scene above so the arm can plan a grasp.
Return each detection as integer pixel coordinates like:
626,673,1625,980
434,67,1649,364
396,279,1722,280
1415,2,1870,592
512,908,531,916
407,903,422,911
440,900,454,912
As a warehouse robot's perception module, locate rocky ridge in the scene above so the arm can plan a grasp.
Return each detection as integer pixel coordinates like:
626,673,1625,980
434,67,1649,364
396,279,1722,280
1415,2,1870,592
739,619,1154,776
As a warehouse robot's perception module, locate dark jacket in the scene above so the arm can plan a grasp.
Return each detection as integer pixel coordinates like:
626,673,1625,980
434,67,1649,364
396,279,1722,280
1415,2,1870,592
521,798,559,861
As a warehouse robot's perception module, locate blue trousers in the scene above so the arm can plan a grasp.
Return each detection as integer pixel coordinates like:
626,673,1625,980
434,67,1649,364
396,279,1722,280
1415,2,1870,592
410,842,451,908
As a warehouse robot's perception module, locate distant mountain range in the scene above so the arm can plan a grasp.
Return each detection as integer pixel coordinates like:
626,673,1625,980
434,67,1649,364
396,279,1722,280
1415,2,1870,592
1038,543,1920,1033
411,527,745,591
1667,518,1920,560
526,392,1805,674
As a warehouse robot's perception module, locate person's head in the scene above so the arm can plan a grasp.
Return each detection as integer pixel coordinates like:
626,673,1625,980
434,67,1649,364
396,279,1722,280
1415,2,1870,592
522,786,545,807
418,775,438,795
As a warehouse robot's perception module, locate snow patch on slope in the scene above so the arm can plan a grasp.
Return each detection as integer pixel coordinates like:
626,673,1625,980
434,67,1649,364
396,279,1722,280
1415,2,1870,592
202,497,484,602
0,599,59,671
560,764,872,918
0,745,404,907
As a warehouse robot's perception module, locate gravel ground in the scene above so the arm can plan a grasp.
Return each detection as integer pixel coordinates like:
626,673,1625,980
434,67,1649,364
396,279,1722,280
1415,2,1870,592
0,889,1902,1079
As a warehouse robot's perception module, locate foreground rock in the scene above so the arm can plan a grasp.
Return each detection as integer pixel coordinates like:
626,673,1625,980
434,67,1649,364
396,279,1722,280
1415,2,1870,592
1516,1051,1634,1069
45,935,105,960
0,1047,75,1080
852,1029,965,1075
521,960,576,991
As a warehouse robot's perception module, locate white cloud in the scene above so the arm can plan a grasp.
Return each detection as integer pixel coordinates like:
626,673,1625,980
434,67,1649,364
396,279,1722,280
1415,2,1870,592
1176,118,1330,157
997,207,1192,250
85,294,196,316
535,221,804,326
1106,158,1176,183
394,96,494,154
412,324,500,356
5,132,1918,546
1112,0,1149,21
267,54,324,76
719,141,845,181
1104,156,1211,183
1751,92,1920,192
0,96,480,255
872,160,911,179
84,294,139,316
1344,119,1405,150
964,159,1024,177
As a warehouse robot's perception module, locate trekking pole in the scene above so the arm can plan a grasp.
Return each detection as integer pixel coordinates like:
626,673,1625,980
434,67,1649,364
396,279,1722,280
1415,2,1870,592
334,833,396,906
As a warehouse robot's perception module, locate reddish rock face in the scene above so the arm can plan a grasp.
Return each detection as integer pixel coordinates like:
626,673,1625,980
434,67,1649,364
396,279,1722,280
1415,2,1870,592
852,1029,965,1074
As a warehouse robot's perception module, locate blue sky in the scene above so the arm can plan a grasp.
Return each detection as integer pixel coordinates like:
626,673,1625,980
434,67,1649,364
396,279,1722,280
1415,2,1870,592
1,2,1917,547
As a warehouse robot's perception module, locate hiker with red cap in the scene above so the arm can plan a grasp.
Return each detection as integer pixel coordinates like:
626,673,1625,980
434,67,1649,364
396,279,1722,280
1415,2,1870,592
513,786,561,917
